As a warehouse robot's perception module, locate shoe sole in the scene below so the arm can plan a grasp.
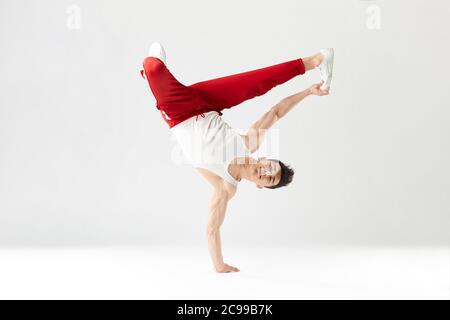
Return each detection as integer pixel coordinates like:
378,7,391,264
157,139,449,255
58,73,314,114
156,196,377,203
148,42,167,65
321,48,334,90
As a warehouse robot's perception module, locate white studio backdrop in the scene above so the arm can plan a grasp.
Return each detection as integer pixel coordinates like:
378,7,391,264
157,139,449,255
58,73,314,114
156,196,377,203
0,0,449,246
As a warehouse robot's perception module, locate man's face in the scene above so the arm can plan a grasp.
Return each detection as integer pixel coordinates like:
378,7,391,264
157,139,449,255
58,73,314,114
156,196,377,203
251,158,281,189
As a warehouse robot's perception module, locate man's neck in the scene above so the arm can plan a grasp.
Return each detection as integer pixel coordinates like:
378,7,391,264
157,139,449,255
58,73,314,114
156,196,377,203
228,157,257,181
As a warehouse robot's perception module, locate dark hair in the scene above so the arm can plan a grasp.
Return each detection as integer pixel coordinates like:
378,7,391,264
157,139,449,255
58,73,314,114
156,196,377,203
265,160,295,189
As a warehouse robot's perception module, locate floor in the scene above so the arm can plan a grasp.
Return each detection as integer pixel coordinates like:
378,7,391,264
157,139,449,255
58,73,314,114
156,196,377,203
0,245,448,299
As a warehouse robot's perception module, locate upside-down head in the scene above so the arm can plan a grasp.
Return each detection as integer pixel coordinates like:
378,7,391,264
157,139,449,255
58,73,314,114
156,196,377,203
248,157,294,189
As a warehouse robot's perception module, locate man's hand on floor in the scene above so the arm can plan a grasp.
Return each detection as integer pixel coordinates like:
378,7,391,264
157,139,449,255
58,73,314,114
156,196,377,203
215,263,240,273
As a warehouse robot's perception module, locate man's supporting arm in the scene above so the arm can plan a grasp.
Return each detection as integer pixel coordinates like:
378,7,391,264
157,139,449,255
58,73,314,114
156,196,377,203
206,187,239,273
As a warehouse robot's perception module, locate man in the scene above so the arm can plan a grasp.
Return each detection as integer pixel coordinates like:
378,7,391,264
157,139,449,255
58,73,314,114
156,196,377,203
141,43,334,273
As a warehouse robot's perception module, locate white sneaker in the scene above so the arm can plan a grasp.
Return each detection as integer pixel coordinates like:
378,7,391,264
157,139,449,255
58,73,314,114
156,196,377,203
316,48,334,91
148,42,167,66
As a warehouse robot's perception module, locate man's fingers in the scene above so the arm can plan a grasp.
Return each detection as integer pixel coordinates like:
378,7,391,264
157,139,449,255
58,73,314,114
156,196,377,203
227,265,240,272
320,88,330,95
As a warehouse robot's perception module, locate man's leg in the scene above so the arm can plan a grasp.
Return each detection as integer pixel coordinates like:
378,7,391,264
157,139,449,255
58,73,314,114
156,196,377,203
142,57,198,109
142,57,206,122
188,53,322,111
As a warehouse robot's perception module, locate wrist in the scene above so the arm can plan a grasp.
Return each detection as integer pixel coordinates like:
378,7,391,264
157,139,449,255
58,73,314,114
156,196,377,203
214,261,225,269
215,262,226,272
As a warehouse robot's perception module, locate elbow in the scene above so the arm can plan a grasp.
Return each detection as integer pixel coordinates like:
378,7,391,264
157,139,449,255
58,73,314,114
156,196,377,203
270,104,281,120
213,188,230,202
206,226,219,239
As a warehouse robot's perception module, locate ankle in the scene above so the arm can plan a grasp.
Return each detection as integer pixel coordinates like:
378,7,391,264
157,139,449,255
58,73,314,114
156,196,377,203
313,52,323,68
302,53,323,71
